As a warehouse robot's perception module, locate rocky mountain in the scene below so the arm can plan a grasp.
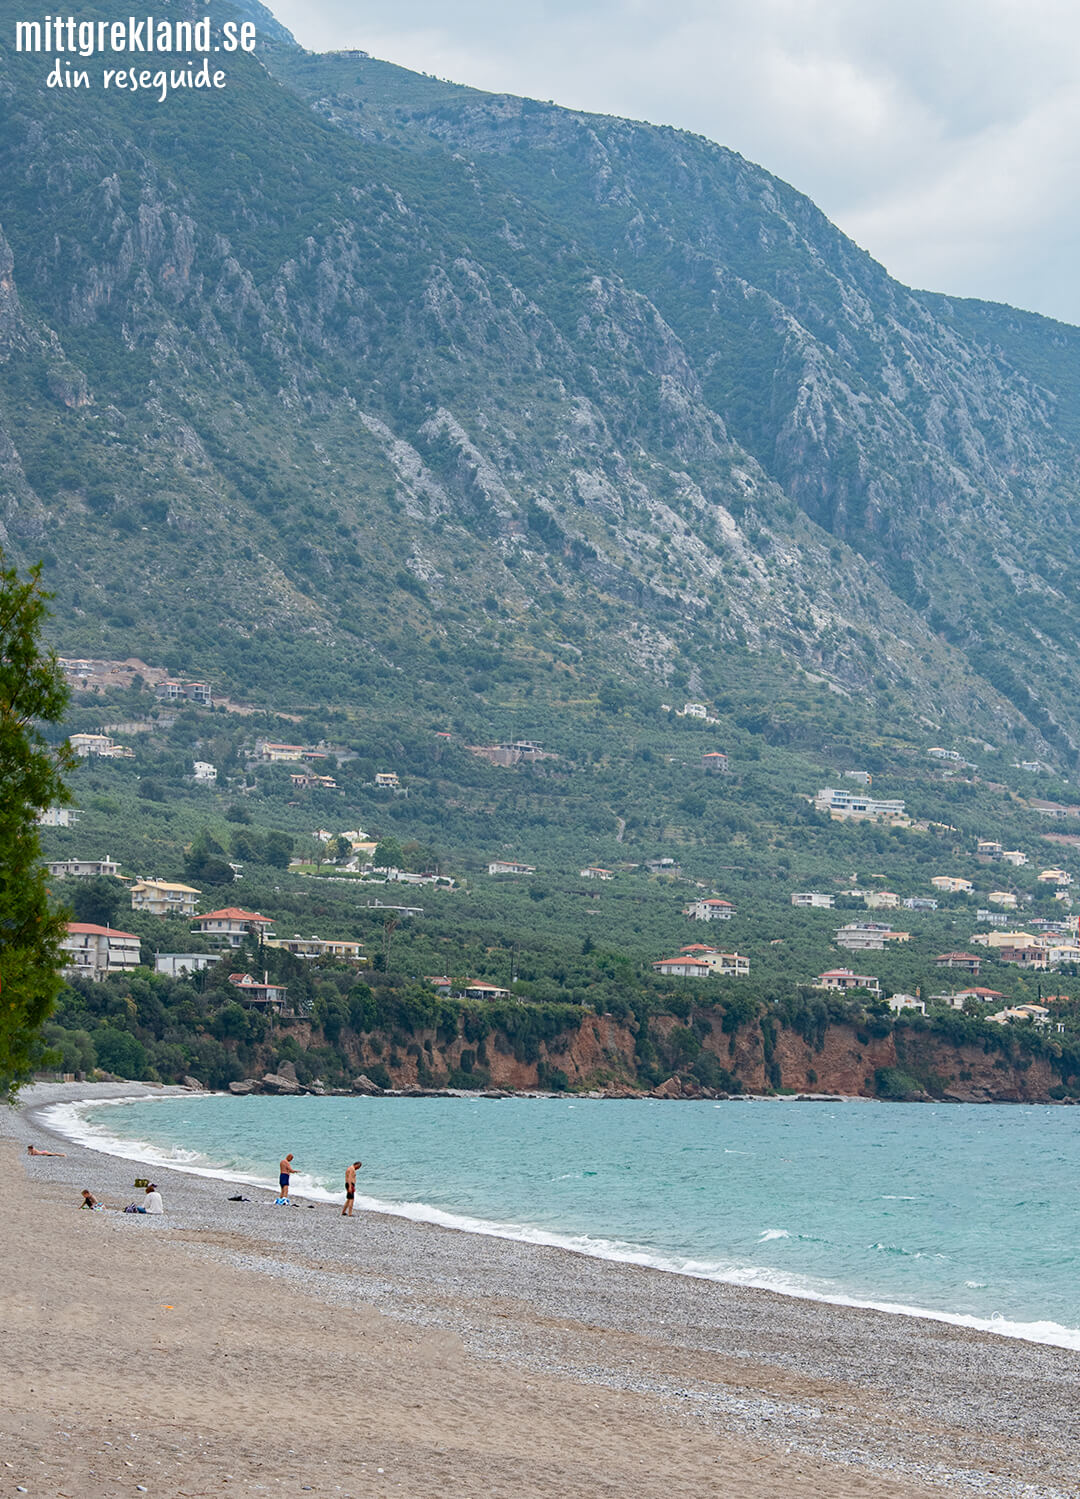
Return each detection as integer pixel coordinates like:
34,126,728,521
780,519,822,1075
2,0,1079,762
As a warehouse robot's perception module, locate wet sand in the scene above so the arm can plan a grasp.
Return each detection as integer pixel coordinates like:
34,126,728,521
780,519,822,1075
2,1082,1077,1498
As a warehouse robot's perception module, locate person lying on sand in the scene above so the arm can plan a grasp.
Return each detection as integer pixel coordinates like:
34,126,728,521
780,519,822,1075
28,1145,66,1157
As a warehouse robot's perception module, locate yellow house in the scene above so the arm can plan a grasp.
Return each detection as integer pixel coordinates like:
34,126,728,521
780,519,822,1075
130,879,201,918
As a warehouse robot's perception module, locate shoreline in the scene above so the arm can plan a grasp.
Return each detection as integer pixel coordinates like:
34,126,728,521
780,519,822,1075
31,1079,1080,1361
35,1082,1080,1355
7,1082,1080,1497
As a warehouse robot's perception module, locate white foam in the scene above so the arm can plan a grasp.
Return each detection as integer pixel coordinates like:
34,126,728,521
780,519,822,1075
758,1228,791,1241
43,1096,1080,1354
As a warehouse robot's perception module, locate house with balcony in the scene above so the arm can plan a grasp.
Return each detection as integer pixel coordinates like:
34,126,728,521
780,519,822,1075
37,806,81,828
192,907,275,948
987,890,1018,908
791,892,835,908
265,934,365,963
653,956,712,978
61,922,141,981
935,952,982,975
683,897,735,921
130,879,201,918
888,994,926,1014
47,854,120,879
814,788,905,822
930,876,974,894
701,751,729,773
814,969,882,996
488,859,536,876
228,972,289,1012
1002,850,1028,867
580,866,614,880
154,953,219,979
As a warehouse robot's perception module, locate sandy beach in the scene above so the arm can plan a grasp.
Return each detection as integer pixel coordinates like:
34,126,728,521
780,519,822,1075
2,1084,1078,1498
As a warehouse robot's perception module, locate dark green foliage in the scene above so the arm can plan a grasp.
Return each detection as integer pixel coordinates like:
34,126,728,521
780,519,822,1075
0,557,75,1098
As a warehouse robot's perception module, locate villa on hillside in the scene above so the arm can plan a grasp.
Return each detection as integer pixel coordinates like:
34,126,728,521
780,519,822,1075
814,968,882,996
61,922,141,981
1039,868,1073,886
935,952,982,975
580,866,614,880
930,876,973,894
488,859,535,876
228,972,290,1012
155,953,219,979
130,879,201,918
68,732,134,759
791,892,835,908
977,840,1003,857
652,956,712,978
814,788,905,822
425,976,511,1000
888,994,926,1014
701,751,729,773
836,923,910,952
683,897,735,921
192,907,275,947
1002,850,1028,867
47,854,120,880
903,896,938,911
265,935,365,963
987,890,1018,908
37,806,81,828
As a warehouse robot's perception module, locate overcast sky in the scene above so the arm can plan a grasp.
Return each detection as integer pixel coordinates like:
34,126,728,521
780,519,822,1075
271,0,1080,327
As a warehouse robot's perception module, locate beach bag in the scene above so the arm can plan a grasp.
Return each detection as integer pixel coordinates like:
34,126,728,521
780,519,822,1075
123,1203,139,1213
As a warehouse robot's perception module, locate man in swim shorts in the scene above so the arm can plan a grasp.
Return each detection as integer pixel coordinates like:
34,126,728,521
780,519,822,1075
279,1153,296,1202
341,1160,362,1216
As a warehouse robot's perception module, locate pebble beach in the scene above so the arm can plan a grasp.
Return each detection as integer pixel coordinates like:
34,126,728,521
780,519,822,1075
3,1081,1079,1499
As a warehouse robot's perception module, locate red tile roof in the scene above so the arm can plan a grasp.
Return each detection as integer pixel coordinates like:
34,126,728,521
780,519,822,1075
194,907,273,923
66,922,139,939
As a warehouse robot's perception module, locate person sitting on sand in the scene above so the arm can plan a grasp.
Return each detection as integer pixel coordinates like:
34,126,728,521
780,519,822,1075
341,1161,362,1216
278,1153,296,1203
28,1144,66,1157
142,1184,164,1214
80,1189,100,1209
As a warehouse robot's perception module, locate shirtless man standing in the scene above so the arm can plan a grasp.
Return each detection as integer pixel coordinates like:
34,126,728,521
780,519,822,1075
341,1161,362,1216
278,1153,296,1202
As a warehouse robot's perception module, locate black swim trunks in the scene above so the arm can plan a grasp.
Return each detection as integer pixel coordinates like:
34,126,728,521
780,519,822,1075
346,1187,355,1199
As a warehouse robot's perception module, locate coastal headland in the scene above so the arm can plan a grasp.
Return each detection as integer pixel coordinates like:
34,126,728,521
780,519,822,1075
3,1083,1078,1498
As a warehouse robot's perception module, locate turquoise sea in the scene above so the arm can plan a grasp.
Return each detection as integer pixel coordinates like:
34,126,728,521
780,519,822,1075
47,1093,1080,1348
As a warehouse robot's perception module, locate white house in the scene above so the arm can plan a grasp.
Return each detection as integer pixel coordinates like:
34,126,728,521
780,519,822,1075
191,907,275,947
814,969,882,996
47,855,120,879
887,994,926,1015
652,956,712,978
488,860,535,876
37,806,80,828
987,890,1018,909
130,879,201,918
791,892,835,908
683,898,735,921
61,922,141,981
814,788,905,821
155,953,219,978
1002,850,1028,867
930,876,973,894
580,866,614,880
68,733,134,759
193,761,217,783
265,935,365,962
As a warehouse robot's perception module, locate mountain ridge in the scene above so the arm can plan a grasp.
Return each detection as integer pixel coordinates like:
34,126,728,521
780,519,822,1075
0,0,1077,768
